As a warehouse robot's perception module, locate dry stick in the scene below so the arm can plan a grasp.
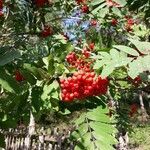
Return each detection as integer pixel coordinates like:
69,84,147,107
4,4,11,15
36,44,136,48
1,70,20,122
107,89,116,108
25,111,36,150
139,91,148,122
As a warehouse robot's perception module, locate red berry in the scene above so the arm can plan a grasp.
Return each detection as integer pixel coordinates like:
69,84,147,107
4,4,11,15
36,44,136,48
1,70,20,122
40,25,53,38
89,43,95,50
0,0,3,10
125,15,131,20
111,18,118,26
60,71,109,102
106,0,121,7
34,0,48,7
74,92,79,97
15,70,25,82
66,52,78,65
70,93,74,99
127,18,134,26
129,103,138,117
90,20,97,26
125,18,135,32
90,72,95,77
82,49,90,58
81,5,89,13
76,0,85,5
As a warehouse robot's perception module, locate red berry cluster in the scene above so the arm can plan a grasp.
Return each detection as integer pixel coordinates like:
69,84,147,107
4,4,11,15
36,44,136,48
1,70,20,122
75,0,89,13
129,103,138,117
111,18,118,26
0,0,3,9
66,43,95,72
76,0,85,5
82,48,90,58
34,0,48,7
81,5,89,13
40,25,53,38
106,0,121,8
125,18,135,32
89,43,95,50
66,52,78,65
66,52,92,72
60,71,109,102
15,70,25,82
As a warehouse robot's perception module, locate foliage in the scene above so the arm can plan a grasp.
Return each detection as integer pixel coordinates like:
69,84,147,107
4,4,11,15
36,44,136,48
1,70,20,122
71,105,117,150
0,0,150,149
129,124,150,150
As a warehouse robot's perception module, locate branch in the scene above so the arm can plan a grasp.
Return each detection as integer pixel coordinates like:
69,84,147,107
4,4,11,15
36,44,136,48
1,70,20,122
118,84,150,93
139,91,148,122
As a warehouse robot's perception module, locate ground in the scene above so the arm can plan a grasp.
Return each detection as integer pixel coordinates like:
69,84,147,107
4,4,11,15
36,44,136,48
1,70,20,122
129,113,150,150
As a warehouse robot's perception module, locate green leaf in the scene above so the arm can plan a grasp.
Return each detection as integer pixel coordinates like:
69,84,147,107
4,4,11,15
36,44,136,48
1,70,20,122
75,144,86,150
60,109,71,115
93,60,105,69
128,55,150,78
23,63,42,80
113,0,127,6
91,0,105,6
50,80,59,90
72,106,117,150
112,7,122,17
118,52,133,66
110,49,119,59
51,91,59,99
73,123,88,139
95,140,115,150
0,117,17,129
113,45,139,56
92,3,107,15
41,84,51,101
43,55,55,75
38,68,51,79
87,107,110,122
143,55,150,71
110,49,133,67
90,122,117,134
31,86,42,112
21,69,36,85
54,34,67,44
98,7,109,18
128,38,150,54
74,113,86,125
41,80,59,101
79,132,92,146
93,131,116,145
0,49,21,66
128,60,142,79
101,63,115,77
98,52,111,59
0,69,21,93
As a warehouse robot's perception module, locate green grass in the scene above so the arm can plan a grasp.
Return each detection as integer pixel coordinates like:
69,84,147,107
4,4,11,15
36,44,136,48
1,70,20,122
129,124,150,150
